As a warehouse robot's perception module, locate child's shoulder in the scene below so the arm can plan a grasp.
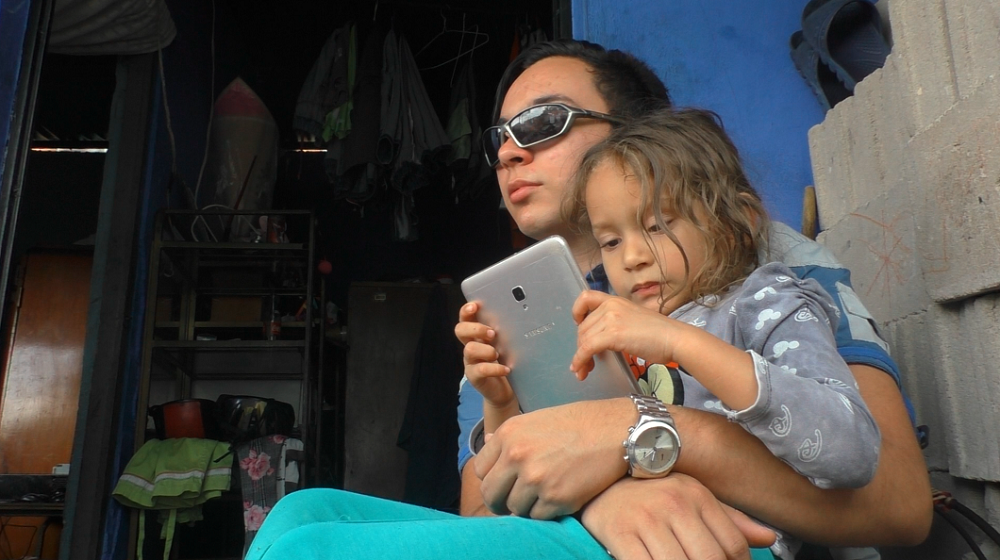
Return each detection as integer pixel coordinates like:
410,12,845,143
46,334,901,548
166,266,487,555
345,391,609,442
738,262,800,294
699,263,799,313
731,262,841,322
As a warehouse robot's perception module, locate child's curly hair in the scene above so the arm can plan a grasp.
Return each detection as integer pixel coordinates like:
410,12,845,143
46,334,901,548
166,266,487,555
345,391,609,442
564,108,771,307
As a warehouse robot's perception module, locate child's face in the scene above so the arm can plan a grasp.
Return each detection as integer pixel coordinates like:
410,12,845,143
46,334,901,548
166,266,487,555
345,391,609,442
585,160,708,316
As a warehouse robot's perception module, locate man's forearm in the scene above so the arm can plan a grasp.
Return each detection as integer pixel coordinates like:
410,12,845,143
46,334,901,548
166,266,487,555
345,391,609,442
459,462,495,517
671,365,931,546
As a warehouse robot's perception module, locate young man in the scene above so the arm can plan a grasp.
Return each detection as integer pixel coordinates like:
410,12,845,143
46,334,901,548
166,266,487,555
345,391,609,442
456,40,931,559
245,40,930,560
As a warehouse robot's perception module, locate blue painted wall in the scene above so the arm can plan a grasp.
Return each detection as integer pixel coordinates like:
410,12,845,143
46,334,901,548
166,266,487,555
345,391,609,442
573,0,822,230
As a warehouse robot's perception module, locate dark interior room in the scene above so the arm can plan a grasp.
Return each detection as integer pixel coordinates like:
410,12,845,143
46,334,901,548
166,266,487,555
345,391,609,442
0,0,566,558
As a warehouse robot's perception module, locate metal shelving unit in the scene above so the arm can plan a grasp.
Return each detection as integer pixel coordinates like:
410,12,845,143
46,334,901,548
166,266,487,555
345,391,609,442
135,209,320,483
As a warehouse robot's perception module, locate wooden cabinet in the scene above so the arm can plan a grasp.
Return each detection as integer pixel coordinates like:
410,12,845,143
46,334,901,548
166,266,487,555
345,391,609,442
0,248,92,559
0,249,91,471
343,282,464,504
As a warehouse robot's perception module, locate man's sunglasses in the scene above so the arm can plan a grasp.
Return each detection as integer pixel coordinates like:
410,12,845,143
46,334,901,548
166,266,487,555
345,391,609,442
482,103,624,168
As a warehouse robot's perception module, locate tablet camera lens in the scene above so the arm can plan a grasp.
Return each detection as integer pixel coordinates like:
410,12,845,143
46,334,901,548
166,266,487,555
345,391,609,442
512,286,526,302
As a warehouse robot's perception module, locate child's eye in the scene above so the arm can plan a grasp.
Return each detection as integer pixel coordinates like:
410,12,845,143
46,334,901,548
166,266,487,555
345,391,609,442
600,238,621,250
646,217,674,233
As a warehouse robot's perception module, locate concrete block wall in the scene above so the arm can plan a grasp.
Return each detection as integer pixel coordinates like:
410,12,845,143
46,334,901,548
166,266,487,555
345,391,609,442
808,0,1000,556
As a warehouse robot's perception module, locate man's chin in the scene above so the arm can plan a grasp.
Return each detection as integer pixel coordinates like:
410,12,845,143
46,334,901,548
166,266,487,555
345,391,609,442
517,225,554,241
511,214,552,241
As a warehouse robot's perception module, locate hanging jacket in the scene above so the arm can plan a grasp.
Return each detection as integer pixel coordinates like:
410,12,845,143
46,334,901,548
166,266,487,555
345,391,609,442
327,27,385,202
445,60,493,202
113,438,232,560
294,22,355,141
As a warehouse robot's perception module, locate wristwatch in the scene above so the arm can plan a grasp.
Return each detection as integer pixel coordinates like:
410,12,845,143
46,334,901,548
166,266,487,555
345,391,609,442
623,394,681,478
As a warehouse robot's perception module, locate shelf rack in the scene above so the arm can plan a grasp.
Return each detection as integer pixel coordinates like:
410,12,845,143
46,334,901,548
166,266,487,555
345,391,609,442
135,209,320,483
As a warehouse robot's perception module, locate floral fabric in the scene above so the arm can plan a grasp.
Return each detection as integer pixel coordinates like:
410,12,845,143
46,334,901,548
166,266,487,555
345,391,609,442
237,435,304,556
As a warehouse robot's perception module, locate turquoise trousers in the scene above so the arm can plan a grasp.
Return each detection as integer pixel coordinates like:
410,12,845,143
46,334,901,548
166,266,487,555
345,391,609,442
246,488,775,560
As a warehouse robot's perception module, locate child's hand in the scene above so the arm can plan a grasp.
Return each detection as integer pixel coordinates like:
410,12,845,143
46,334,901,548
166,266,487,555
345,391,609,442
455,302,519,414
570,291,679,379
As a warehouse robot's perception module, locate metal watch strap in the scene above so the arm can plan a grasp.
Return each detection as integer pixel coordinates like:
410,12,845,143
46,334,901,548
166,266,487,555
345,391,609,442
624,393,677,477
629,393,671,420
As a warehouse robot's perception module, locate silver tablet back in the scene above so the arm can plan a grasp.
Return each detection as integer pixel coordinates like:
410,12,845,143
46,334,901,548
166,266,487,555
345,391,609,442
461,236,639,412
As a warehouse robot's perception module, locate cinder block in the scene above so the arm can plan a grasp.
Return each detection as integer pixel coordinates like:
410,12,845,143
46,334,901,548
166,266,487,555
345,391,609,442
848,69,889,207
883,311,948,471
809,100,858,229
944,0,1000,99
987,483,1000,536
888,0,959,131
909,77,1000,302
817,183,929,323
928,296,1000,482
933,476,996,528
873,56,919,183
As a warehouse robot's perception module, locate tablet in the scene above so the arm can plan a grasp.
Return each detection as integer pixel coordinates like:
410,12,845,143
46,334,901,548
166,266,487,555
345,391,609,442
461,236,640,412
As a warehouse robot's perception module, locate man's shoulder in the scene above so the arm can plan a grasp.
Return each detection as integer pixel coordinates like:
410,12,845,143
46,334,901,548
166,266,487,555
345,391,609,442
765,222,844,270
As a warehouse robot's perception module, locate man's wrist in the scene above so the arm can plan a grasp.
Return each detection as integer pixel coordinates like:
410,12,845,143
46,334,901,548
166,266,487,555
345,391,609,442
606,397,640,478
623,395,681,478
666,405,743,476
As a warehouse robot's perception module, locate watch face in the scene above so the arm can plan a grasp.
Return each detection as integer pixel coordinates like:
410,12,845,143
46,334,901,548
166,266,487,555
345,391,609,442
634,424,678,472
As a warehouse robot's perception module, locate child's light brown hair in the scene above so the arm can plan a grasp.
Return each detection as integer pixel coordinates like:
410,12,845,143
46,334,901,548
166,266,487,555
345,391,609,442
566,107,771,307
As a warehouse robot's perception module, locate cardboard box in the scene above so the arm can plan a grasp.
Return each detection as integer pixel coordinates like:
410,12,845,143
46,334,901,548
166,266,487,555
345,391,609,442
155,297,173,321
210,297,261,322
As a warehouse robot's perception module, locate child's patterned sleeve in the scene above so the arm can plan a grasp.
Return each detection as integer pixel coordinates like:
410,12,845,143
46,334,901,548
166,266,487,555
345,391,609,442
724,263,881,489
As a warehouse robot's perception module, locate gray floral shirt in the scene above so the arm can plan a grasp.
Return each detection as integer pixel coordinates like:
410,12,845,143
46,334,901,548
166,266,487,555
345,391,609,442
665,262,881,489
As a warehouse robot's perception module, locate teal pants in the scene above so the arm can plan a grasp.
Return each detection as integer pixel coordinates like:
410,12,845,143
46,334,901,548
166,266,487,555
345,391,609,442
246,489,775,560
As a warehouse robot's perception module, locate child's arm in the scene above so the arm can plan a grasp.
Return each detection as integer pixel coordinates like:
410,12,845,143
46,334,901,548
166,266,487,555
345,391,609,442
571,267,881,489
570,291,761,409
683,263,881,489
456,302,520,432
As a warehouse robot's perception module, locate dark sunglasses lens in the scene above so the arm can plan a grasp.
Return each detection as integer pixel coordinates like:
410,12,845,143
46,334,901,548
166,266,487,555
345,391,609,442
509,105,571,146
483,127,503,166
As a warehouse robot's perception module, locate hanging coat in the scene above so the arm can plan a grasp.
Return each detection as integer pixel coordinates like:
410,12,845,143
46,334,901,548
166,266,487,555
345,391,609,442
294,22,355,140
445,60,493,202
378,30,451,240
327,27,385,202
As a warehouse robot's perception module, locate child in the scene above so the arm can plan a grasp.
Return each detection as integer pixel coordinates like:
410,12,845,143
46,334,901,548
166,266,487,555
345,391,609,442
463,108,880,560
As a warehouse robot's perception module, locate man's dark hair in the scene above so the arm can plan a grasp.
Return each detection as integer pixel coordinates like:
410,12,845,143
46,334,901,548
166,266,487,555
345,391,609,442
492,39,671,123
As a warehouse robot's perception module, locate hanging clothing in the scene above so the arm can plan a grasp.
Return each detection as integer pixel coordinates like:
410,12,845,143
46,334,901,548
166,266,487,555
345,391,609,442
396,284,464,510
294,22,356,141
445,61,493,202
112,438,232,560
378,30,450,174
378,29,404,167
378,30,451,240
236,435,305,557
328,28,386,202
387,32,450,169
322,24,357,143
